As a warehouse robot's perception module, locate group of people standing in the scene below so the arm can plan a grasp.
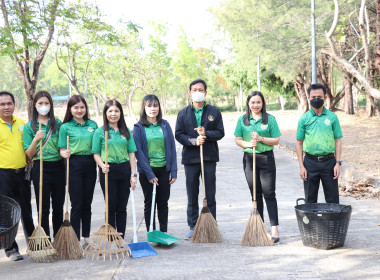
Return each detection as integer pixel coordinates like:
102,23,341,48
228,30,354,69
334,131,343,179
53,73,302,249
0,79,342,261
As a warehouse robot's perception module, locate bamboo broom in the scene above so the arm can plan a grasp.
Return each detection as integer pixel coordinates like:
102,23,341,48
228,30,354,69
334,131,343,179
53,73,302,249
53,136,83,259
84,130,130,261
27,122,56,262
241,147,272,246
191,143,222,243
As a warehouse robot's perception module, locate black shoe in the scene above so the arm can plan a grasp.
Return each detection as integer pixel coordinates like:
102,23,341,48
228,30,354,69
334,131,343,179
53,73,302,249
9,252,23,261
271,237,280,243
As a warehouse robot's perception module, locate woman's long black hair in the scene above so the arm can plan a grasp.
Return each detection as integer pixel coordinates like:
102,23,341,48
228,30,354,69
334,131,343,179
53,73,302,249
31,91,58,134
243,91,268,126
138,94,163,127
103,99,130,139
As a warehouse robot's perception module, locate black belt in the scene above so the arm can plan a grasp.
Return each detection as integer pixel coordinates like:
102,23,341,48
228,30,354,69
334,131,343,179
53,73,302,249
305,153,334,161
0,167,24,174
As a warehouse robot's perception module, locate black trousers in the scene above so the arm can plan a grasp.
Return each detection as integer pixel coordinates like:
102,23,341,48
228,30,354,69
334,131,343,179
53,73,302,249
184,162,216,230
32,160,65,238
303,155,339,203
0,168,35,256
139,166,171,233
68,155,96,240
243,151,279,226
99,161,131,239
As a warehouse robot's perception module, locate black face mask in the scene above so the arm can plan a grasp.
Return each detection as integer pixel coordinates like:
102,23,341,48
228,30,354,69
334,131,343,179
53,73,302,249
310,97,324,109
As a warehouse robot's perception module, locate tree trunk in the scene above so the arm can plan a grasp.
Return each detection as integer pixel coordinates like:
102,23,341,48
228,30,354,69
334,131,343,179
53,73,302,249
343,74,354,115
375,0,380,74
317,56,333,109
294,74,309,113
91,92,100,119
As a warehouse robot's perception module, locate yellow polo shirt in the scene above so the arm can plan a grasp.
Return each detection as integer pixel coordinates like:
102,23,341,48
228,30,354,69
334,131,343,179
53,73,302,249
0,115,27,169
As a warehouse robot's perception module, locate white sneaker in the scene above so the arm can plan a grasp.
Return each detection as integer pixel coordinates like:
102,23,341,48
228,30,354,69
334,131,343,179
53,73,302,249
184,229,194,240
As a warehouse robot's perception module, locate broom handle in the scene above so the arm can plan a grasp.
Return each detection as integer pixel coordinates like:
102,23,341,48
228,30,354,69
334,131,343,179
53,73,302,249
105,131,109,225
149,183,156,232
131,188,138,243
200,144,206,202
38,122,43,226
252,147,256,202
65,136,70,213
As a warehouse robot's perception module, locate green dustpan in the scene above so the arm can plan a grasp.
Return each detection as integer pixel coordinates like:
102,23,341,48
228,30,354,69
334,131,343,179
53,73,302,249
147,183,178,245
147,230,178,245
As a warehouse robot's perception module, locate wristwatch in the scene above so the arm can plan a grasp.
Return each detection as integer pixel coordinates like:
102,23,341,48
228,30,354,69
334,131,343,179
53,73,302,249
336,161,342,165
131,173,138,178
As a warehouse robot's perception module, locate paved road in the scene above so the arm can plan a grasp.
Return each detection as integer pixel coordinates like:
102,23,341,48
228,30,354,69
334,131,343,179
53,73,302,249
1,114,380,280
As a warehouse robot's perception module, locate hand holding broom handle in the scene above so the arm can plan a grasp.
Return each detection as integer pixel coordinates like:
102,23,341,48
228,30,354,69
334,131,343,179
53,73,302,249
105,131,109,226
38,122,43,227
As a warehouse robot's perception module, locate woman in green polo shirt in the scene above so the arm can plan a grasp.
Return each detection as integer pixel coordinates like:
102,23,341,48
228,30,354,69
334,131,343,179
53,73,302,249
23,90,65,239
92,99,137,239
234,91,281,243
58,95,98,247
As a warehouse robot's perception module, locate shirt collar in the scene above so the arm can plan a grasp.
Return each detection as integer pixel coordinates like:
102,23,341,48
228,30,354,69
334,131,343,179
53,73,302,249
249,114,262,123
310,107,327,116
0,115,16,124
191,102,206,111
71,118,87,126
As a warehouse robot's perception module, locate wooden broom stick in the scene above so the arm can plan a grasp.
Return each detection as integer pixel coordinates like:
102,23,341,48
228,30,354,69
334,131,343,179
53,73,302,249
38,122,43,227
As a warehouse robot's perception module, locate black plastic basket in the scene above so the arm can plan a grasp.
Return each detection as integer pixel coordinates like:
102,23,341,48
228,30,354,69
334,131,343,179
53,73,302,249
295,198,351,250
0,195,21,249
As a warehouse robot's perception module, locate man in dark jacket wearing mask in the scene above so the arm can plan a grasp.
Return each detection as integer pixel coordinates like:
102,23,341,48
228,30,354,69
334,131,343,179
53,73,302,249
175,79,225,239
296,83,343,203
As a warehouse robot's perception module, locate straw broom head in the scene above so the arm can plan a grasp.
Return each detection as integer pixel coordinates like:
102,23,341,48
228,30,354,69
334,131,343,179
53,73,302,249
241,202,272,246
53,212,83,260
191,199,222,243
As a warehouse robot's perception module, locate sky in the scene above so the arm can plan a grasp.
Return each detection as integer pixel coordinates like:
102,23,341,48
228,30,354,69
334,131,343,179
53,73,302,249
94,0,228,56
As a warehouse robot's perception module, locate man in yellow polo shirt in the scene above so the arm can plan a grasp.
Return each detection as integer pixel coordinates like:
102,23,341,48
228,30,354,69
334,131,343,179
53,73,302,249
0,91,35,261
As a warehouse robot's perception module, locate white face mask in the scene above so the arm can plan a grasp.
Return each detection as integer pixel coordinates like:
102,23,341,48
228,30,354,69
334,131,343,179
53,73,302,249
191,91,205,102
36,106,50,116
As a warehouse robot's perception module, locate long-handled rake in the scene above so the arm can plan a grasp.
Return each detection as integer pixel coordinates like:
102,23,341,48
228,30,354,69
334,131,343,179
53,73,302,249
241,147,272,246
84,131,131,261
27,122,56,262
53,136,83,259
191,144,222,243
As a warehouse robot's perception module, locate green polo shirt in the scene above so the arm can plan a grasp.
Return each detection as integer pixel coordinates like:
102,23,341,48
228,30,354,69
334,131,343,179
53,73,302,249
92,126,137,164
234,114,281,154
296,107,343,156
23,119,62,161
192,103,205,127
145,123,166,167
58,119,98,155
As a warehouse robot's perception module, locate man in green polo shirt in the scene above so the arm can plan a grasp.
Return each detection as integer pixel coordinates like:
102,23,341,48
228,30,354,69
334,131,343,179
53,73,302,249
296,83,343,203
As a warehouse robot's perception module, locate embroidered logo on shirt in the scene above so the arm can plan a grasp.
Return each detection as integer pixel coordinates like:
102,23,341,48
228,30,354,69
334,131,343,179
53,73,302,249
159,128,163,133
261,124,268,130
88,127,95,132
19,125,24,131
208,115,214,121
324,119,331,125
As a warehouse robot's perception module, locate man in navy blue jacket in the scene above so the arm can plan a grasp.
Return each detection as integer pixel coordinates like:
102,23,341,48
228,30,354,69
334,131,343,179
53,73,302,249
175,79,225,239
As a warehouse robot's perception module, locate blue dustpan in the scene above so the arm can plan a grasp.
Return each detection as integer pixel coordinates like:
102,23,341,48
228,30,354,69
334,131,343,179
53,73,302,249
128,188,158,258
127,242,157,258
